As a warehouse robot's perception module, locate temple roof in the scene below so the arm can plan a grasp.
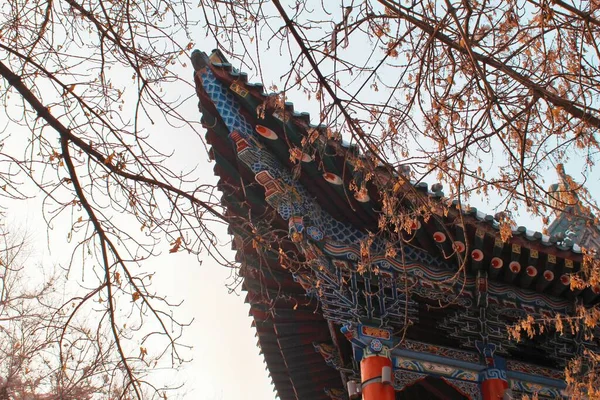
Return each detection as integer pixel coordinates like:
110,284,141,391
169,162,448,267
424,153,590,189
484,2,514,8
191,48,595,289
546,165,600,251
190,50,594,256
192,48,589,399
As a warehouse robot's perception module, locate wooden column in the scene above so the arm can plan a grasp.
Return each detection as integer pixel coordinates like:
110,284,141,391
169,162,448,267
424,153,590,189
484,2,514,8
360,345,395,400
481,370,508,399
476,346,509,400
480,359,509,400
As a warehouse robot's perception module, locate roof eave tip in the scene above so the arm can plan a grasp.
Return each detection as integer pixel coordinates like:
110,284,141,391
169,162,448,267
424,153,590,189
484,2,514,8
191,49,209,71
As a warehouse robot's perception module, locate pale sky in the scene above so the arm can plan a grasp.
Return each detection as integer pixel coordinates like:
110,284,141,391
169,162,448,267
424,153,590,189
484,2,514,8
7,149,277,400
2,42,278,400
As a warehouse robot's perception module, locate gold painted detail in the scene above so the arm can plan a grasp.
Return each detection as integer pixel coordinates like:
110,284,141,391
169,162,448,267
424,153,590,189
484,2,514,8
230,81,248,97
361,325,391,340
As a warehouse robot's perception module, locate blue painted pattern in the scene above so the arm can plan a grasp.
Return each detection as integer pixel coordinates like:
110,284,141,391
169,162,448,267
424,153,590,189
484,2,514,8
480,368,507,382
200,69,365,244
200,66,468,269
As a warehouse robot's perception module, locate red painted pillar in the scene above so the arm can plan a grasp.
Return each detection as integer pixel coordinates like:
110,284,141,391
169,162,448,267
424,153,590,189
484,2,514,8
481,368,509,400
360,351,395,400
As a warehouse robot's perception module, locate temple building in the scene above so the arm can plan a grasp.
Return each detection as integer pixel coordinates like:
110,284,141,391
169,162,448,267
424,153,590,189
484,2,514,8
192,49,597,400
547,165,600,251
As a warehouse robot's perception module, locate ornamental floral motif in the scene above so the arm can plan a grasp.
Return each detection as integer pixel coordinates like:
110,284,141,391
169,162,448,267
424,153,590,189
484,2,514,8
399,340,480,363
394,370,427,391
444,378,482,400
306,225,324,241
313,342,341,369
369,339,383,352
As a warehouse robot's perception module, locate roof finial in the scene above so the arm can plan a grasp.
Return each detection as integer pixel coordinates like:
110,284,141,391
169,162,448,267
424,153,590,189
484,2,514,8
548,163,580,211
